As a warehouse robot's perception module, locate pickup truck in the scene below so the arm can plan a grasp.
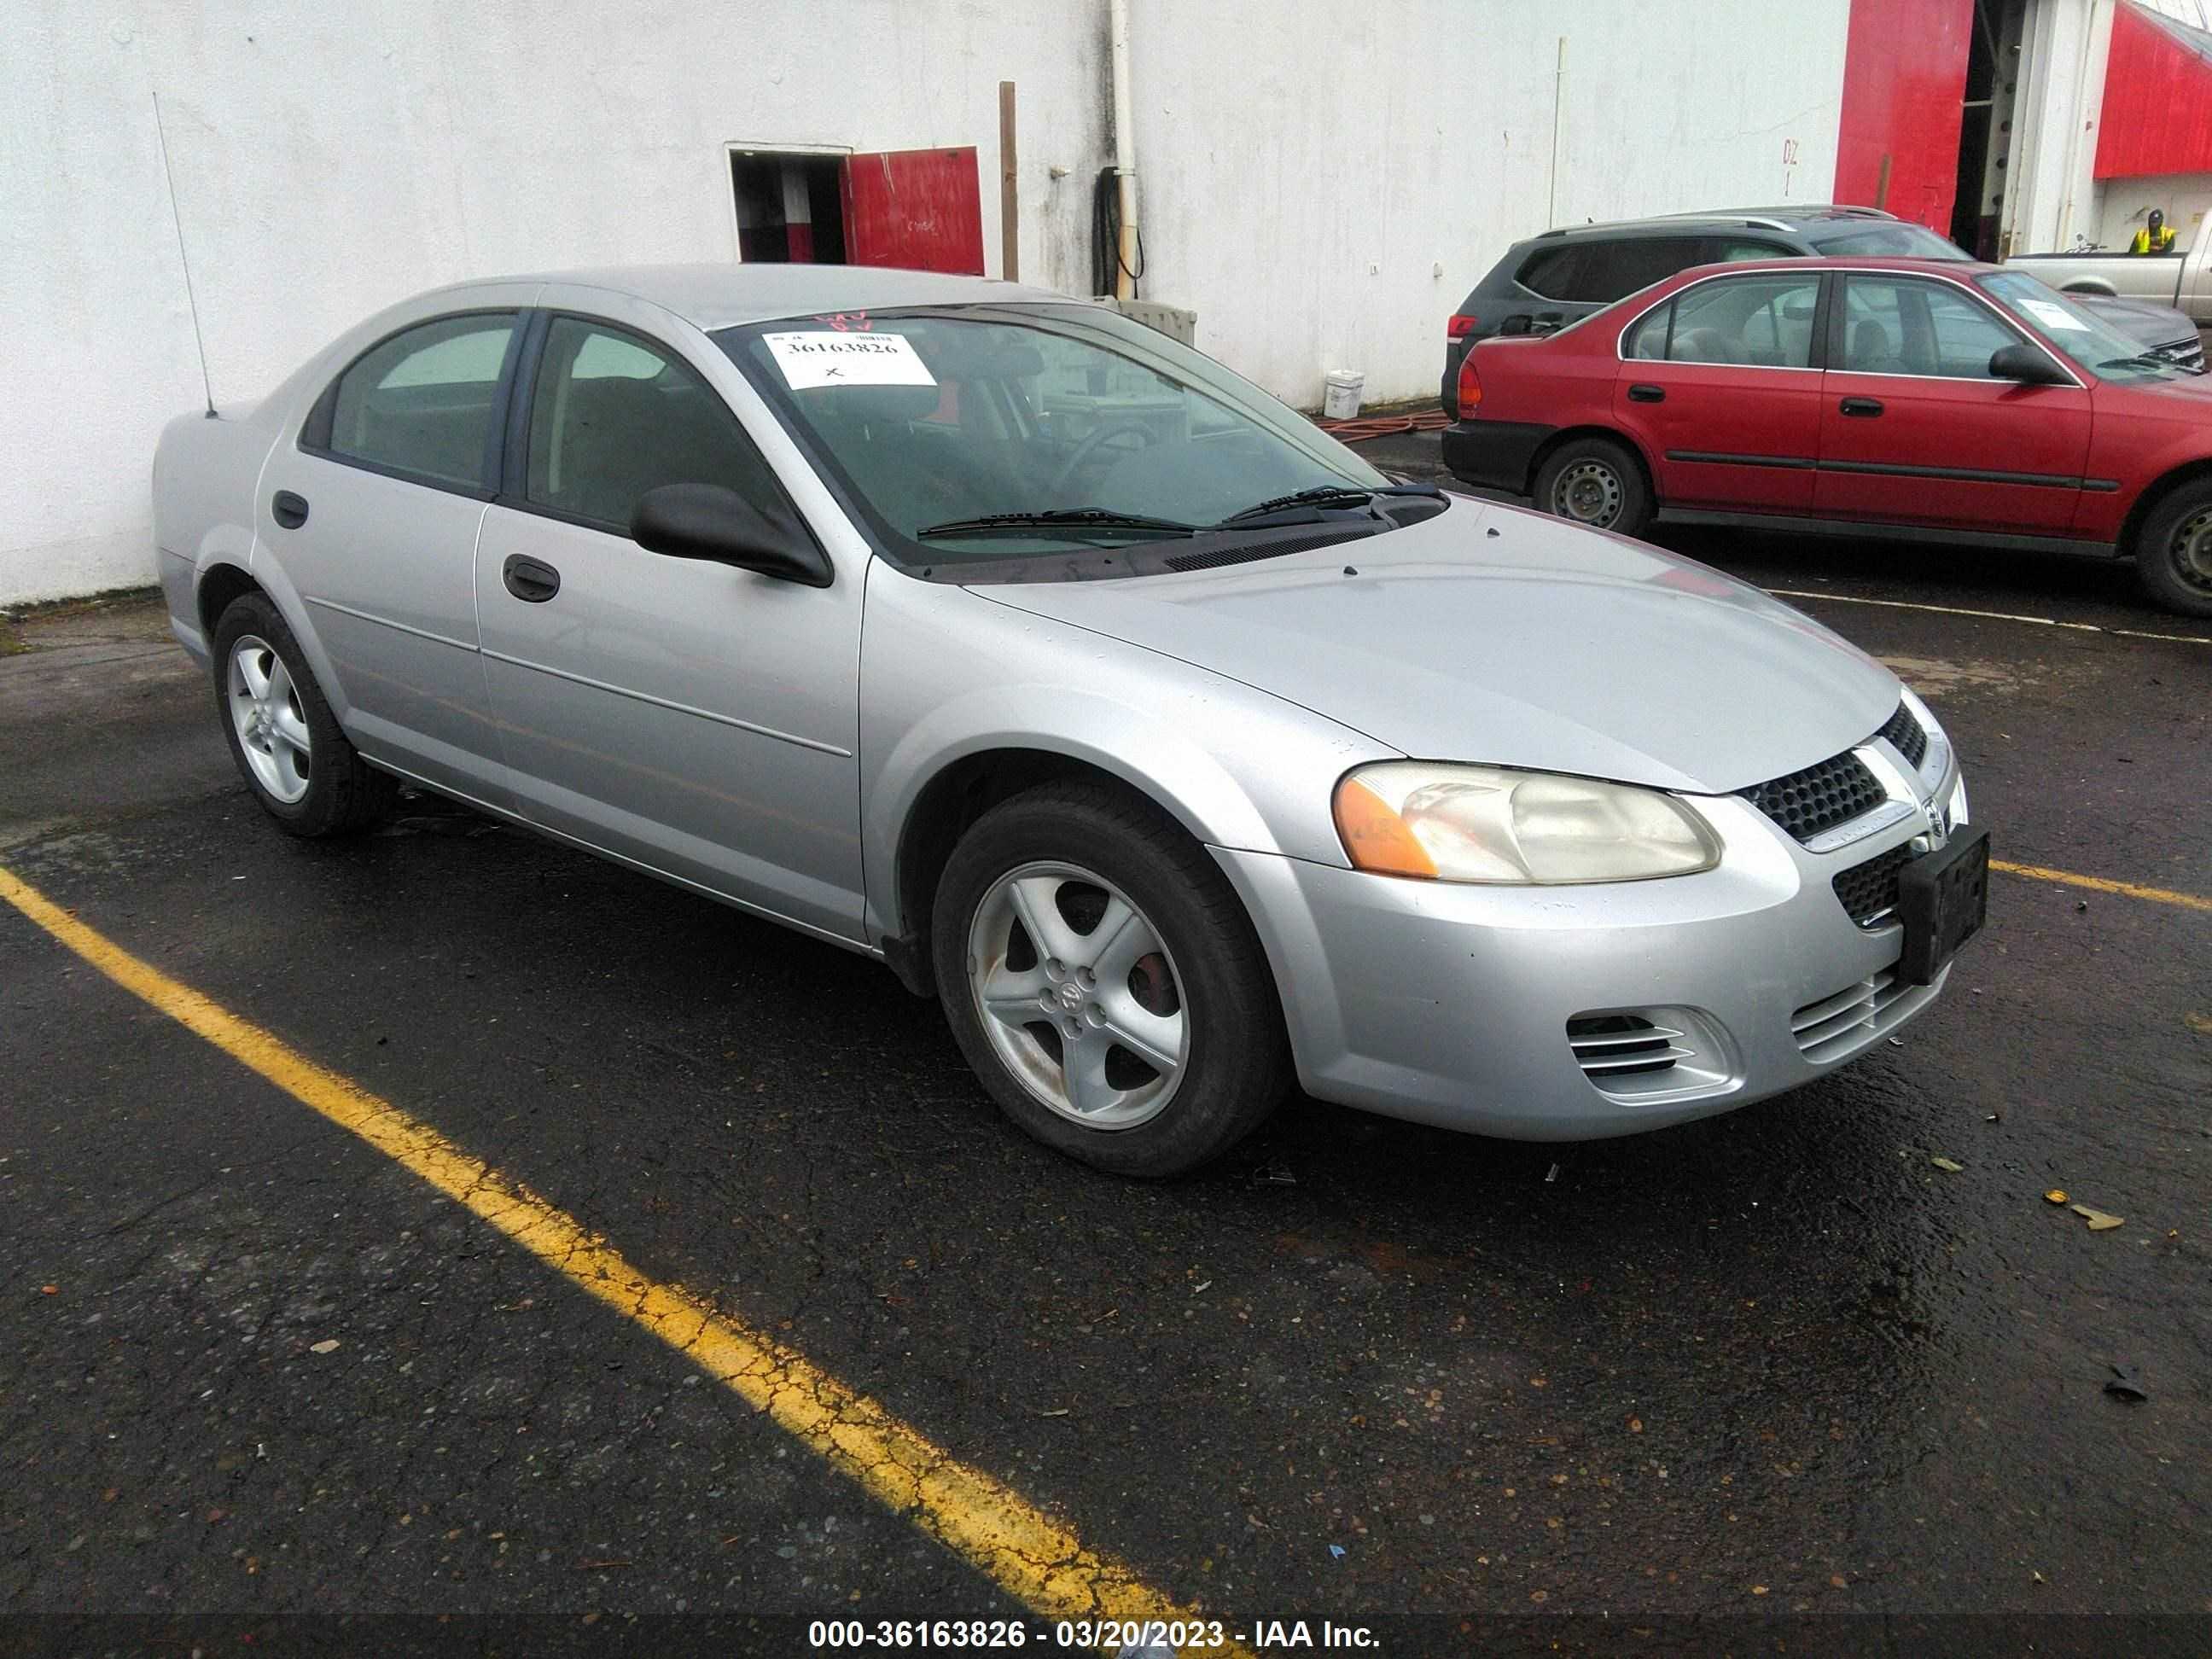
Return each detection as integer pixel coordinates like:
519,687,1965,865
2008,235,2212,326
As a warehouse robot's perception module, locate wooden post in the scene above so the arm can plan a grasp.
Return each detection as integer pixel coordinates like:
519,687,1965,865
998,80,1019,282
1875,153,1893,212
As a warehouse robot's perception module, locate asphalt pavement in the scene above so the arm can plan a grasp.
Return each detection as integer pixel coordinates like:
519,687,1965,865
3,491,2208,1656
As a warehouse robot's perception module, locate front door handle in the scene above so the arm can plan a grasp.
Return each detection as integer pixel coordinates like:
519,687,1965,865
271,491,310,529
1838,396,1885,417
502,555,561,603
1627,383,1666,404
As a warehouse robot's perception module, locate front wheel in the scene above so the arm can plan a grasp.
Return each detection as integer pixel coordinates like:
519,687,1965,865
931,783,1290,1177
1533,436,1653,538
2133,479,2212,618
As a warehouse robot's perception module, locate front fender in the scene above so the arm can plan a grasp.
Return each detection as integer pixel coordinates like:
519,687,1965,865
858,568,1386,942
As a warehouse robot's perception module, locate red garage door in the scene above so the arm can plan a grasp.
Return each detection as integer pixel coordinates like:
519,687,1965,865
1835,0,1976,232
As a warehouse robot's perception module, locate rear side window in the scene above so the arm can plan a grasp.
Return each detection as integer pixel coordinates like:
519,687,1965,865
1571,237,1708,303
1621,275,1820,365
525,317,787,533
310,313,518,491
1515,244,1586,300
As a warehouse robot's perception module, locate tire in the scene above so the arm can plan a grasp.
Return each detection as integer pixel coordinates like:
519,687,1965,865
2131,477,2212,618
930,782,1290,1177
211,591,397,836
1533,436,1653,538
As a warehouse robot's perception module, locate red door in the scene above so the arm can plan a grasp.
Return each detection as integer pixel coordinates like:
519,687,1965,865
1815,275,2090,535
1613,271,1825,513
839,148,986,274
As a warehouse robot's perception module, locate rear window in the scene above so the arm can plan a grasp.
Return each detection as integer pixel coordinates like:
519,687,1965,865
1565,238,1709,303
1515,245,1587,301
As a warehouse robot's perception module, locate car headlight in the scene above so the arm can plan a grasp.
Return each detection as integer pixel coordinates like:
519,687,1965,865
1332,761,1721,884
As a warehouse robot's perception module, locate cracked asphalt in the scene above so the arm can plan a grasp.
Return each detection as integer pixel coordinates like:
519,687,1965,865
2,490,2208,1654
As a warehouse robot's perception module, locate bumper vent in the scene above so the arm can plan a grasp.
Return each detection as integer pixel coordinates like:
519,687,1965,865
1875,701,1928,769
1833,841,1916,928
1740,750,1886,842
1566,1013,1690,1079
1791,963,1931,1062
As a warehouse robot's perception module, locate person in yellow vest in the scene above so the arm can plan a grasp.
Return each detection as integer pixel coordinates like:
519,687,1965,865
2131,210,2178,254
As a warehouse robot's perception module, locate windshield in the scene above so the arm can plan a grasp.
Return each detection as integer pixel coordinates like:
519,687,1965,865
1976,271,2184,381
1805,223,1971,259
717,304,1388,565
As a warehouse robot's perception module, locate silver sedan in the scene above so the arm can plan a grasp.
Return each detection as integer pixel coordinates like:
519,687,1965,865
154,265,1987,1175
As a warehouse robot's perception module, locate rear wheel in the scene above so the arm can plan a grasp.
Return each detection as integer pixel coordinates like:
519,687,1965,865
2133,479,2212,618
931,783,1289,1177
1534,436,1653,538
212,592,396,836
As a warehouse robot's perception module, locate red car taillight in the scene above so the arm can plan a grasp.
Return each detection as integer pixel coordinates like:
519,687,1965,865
1454,352,1483,420
1446,312,1480,339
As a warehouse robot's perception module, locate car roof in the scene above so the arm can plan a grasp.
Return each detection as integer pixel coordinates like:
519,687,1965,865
423,264,1073,330
1662,254,2003,277
1530,205,1900,242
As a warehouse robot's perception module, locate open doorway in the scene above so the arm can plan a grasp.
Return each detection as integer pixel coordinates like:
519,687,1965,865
730,150,847,265
1950,0,2013,258
727,143,987,275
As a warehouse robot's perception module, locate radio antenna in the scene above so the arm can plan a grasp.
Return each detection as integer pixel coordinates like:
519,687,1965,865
151,90,217,417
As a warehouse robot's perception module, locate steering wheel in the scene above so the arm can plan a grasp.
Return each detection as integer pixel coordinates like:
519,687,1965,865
1046,420,1157,495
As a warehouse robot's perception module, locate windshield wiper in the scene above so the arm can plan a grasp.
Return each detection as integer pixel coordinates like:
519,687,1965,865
2095,353,2174,373
916,509,1198,540
1218,480,1444,524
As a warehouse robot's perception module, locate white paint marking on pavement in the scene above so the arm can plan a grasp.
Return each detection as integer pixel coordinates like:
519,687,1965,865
1766,588,2212,647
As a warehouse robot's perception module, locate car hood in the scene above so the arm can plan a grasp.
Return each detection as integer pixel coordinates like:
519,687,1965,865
2075,293,2199,346
968,499,1901,795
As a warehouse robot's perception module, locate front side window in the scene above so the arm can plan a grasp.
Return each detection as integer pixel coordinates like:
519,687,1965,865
1837,278,2025,378
1621,276,1819,367
317,313,517,489
525,317,787,533
718,304,1388,568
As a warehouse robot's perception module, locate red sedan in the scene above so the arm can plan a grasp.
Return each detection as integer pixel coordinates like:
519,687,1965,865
1441,255,2212,615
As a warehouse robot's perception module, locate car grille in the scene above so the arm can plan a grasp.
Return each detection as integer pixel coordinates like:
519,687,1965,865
1739,750,1887,842
1833,841,1916,928
1790,961,1933,1062
1565,1013,1691,1080
2151,337,2206,374
1875,700,1928,769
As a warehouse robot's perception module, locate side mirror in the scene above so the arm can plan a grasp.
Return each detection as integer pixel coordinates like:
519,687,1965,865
1988,343,2072,387
630,483,833,587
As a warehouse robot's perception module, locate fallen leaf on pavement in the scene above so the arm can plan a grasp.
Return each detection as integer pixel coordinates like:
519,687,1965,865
2069,1204,2124,1231
2043,1190,2068,1204
2103,1364,2147,1403
1930,1156,1964,1173
308,1339,341,1354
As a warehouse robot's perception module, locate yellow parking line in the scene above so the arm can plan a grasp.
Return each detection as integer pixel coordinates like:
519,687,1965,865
1990,859,2212,915
0,864,1243,1655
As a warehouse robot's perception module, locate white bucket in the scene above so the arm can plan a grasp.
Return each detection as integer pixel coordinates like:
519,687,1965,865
1322,369,1364,421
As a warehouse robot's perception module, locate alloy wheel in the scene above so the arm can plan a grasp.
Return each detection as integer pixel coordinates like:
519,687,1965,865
965,860,1189,1130
227,634,312,804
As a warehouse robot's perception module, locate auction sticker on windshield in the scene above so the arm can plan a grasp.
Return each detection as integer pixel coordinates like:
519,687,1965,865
764,330,937,390
2019,299,2089,333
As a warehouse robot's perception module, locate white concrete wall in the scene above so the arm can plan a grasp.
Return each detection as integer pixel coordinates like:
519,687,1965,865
1,0,1849,605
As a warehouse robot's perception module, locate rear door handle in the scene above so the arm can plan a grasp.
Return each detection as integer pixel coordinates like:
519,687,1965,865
271,491,310,529
502,555,561,603
1838,396,1884,416
1627,383,1666,404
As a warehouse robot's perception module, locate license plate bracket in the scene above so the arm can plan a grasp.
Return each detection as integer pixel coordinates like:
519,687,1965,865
1896,826,1989,987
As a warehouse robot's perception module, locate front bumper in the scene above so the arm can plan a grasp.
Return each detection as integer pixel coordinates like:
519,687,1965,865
1440,419,1551,494
1214,774,1969,1142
